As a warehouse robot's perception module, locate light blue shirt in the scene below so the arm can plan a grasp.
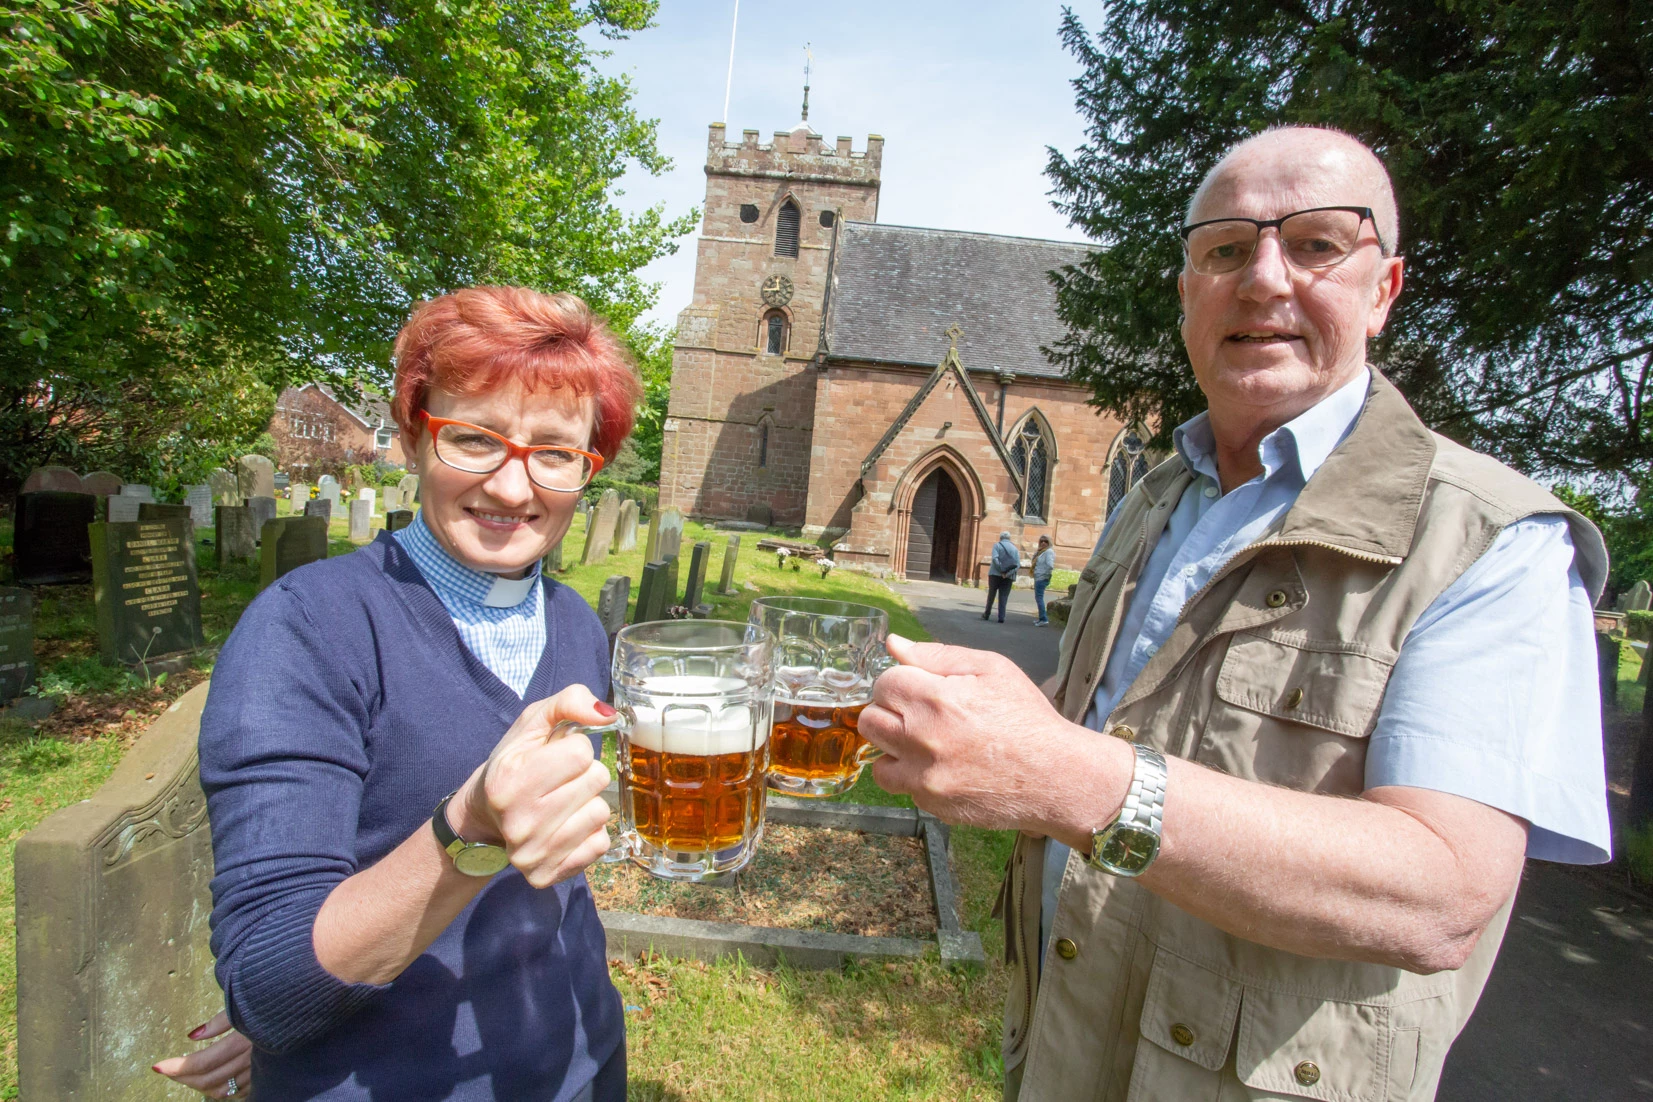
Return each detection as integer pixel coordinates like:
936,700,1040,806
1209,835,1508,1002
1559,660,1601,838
1043,371,1608,945
393,513,547,697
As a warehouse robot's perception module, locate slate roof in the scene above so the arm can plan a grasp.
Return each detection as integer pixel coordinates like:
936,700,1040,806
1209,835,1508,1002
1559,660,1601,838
821,222,1098,379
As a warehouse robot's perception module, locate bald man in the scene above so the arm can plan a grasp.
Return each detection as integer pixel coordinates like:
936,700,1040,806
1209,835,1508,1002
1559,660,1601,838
860,127,1610,1100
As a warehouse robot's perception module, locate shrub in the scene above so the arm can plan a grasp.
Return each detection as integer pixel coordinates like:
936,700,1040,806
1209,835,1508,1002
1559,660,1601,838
586,476,658,517
1628,611,1653,642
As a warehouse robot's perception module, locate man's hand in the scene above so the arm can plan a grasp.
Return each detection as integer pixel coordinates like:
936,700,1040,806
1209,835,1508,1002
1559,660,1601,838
861,635,1122,835
452,686,615,888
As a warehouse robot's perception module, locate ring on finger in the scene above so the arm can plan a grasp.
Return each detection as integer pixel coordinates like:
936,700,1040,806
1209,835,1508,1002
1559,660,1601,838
225,1076,238,1096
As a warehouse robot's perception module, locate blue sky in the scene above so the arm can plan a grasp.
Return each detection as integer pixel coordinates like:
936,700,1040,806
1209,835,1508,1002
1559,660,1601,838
596,1,1098,326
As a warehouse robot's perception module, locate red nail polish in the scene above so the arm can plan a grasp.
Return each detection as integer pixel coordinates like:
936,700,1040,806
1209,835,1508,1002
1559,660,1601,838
187,1022,208,1039
594,702,616,718
151,1064,164,1074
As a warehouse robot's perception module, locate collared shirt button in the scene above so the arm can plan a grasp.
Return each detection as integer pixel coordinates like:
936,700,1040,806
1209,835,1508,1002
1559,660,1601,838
1295,1061,1321,1086
1054,938,1078,960
1170,1024,1195,1046
1203,485,1218,498
1183,564,1197,577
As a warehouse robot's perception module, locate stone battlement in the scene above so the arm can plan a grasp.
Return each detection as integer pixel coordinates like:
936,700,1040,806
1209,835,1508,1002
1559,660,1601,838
706,122,882,183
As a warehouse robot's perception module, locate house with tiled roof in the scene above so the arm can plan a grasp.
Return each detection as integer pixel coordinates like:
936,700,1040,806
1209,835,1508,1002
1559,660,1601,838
270,383,406,477
660,121,1150,580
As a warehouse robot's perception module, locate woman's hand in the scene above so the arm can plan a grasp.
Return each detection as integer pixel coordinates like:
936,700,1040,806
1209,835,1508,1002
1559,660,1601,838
451,685,615,887
152,1010,251,1098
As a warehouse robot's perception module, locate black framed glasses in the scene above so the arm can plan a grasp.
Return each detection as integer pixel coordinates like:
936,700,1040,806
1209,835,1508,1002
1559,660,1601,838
1180,206,1387,276
418,410,603,493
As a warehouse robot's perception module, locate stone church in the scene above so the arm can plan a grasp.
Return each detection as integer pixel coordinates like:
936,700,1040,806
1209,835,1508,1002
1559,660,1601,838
658,119,1150,579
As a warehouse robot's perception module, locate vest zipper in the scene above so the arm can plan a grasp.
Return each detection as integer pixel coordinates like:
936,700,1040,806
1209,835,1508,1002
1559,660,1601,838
1176,537,1402,626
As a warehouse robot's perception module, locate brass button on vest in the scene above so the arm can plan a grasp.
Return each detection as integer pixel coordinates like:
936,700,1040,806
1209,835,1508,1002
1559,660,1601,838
1266,589,1289,608
1054,938,1078,960
1111,724,1136,742
1295,1060,1321,1086
1169,1023,1194,1046
1285,687,1305,709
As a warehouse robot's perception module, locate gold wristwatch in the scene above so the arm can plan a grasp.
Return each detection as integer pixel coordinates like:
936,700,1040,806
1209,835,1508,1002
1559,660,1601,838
431,791,510,877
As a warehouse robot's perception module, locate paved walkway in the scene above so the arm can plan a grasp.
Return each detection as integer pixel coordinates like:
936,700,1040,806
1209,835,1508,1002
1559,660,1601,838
893,577,1653,1101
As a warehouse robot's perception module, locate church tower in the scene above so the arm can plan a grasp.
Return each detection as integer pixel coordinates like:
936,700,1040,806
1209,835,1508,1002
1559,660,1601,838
658,121,883,525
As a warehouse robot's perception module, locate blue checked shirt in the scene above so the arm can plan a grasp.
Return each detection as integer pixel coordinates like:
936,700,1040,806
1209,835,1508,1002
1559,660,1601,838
393,513,546,697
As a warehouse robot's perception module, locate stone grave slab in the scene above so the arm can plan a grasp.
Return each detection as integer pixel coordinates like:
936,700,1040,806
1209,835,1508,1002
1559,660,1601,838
16,682,221,1099
89,519,203,667
581,489,622,566
288,481,310,514
1630,580,1652,612
0,587,36,704
304,498,333,524
598,576,630,640
80,470,123,498
398,473,420,503
208,468,239,507
349,498,373,542
718,535,741,595
246,495,278,542
684,541,711,616
183,484,214,530
317,478,342,512
13,492,97,584
385,508,414,533
635,561,666,623
119,484,155,502
215,505,257,566
616,500,639,552
236,454,275,499
382,485,402,512
664,554,681,614
259,515,328,589
20,466,82,494
137,502,192,530
358,488,377,516
655,508,685,562
105,493,143,524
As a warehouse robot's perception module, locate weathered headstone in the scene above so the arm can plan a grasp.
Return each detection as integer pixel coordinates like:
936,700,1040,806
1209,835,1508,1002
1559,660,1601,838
89,519,203,667
20,466,82,495
259,516,328,590
664,554,681,612
183,484,214,530
288,482,310,514
1630,580,1652,612
317,477,342,513
581,489,622,566
385,508,414,533
542,541,563,576
349,498,373,542
137,503,192,526
246,495,278,542
13,492,97,584
382,485,402,512
684,541,712,616
745,503,774,528
0,587,36,704
655,508,686,562
616,500,640,552
358,488,377,516
105,492,143,524
718,535,742,595
119,484,155,503
304,498,334,524
635,561,666,623
16,682,220,1100
215,505,257,566
80,470,123,498
208,468,239,507
597,575,630,640
398,473,420,503
236,454,275,499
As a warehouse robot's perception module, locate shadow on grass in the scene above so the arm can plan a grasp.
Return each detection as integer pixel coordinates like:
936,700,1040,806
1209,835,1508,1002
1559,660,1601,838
627,1079,689,1101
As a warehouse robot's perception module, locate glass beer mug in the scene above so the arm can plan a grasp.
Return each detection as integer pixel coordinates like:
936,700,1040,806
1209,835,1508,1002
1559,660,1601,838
748,597,892,797
564,620,775,882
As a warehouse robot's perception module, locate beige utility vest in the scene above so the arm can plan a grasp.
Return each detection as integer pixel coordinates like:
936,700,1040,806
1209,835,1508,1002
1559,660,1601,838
998,371,1606,1102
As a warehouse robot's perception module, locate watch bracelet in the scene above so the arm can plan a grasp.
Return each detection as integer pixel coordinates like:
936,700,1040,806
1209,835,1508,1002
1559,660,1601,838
1118,744,1167,834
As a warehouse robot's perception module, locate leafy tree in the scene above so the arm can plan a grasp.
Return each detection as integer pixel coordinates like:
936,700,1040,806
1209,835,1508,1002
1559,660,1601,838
1045,0,1652,484
621,324,674,484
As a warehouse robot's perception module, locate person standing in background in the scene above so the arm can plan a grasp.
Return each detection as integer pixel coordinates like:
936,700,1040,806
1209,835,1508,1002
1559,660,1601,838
983,531,1021,624
1032,535,1056,626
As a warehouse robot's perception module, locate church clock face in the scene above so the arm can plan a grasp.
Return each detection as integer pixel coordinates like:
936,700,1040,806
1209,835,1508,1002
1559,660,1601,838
760,274,794,307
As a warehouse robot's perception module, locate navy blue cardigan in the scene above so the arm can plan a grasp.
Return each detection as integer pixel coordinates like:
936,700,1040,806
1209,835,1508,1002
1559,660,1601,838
200,534,622,1101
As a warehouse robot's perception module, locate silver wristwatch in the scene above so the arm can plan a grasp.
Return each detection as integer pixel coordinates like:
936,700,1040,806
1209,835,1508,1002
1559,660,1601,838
1086,743,1168,877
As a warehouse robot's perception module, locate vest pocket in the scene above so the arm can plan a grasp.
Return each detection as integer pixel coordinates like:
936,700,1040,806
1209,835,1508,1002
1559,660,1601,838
1235,986,1391,1101
1126,947,1243,1100
1214,633,1396,738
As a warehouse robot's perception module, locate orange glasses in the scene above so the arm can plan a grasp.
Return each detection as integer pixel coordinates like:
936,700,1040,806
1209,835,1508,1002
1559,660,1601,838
418,410,604,493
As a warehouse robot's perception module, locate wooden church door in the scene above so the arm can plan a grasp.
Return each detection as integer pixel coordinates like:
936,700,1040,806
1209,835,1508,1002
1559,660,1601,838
906,469,962,581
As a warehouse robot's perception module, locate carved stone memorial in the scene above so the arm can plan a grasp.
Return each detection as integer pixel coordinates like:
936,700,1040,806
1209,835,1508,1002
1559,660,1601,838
16,683,221,1099
81,470,123,498
616,499,639,552
236,454,275,499
581,489,621,566
718,535,741,595
288,481,310,514
89,519,204,667
13,491,97,584
260,515,329,589
655,508,685,563
597,575,630,640
398,473,420,503
247,496,278,543
358,488,377,516
20,466,82,494
683,541,711,615
349,498,373,542
0,586,36,704
215,505,257,566
305,498,333,524
385,508,414,533
382,485,402,512
208,468,239,507
138,502,193,531
105,492,143,524
634,561,666,623
184,484,214,530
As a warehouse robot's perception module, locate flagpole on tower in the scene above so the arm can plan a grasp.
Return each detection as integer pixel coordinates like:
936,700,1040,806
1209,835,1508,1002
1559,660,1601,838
801,42,811,124
722,0,740,124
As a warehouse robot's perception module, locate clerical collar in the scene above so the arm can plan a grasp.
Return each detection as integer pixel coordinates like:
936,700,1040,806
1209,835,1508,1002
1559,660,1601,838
484,570,538,608
393,512,542,611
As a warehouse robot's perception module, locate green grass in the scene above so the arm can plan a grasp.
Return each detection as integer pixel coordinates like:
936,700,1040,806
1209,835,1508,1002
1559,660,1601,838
1617,639,1646,716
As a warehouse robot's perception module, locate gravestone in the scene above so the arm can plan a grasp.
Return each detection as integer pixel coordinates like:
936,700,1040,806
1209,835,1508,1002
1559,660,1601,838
89,519,203,667
317,477,342,513
664,554,681,612
745,503,774,528
385,508,414,533
597,576,630,640
208,468,239,507
304,498,333,524
236,454,275,499
80,471,123,498
616,500,640,552
288,482,310,514
358,488,377,516
655,508,685,562
581,489,622,566
718,535,741,595
259,516,328,590
398,473,420,503
137,504,193,541
684,541,712,616
16,683,220,1100
246,495,278,542
1630,580,1652,612
382,485,402,512
183,484,214,530
0,587,36,704
13,492,97,584
542,541,563,576
349,498,373,542
20,466,82,495
119,484,155,503
105,492,143,524
635,561,667,623
214,505,256,566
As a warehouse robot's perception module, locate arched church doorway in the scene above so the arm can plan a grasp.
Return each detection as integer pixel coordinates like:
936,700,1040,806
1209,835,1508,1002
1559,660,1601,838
905,468,963,581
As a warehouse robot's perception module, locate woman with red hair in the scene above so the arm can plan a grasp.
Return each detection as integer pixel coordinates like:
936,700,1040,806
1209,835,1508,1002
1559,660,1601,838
175,288,640,1100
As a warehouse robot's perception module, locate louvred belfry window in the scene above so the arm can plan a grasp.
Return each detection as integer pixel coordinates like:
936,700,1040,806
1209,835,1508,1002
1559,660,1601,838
774,200,800,258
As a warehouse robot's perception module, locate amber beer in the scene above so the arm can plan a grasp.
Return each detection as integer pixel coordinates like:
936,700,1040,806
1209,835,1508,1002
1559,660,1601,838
769,696,870,788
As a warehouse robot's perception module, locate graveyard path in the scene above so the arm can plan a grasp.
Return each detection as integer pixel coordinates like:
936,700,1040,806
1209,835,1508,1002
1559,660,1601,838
890,579,1653,1101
